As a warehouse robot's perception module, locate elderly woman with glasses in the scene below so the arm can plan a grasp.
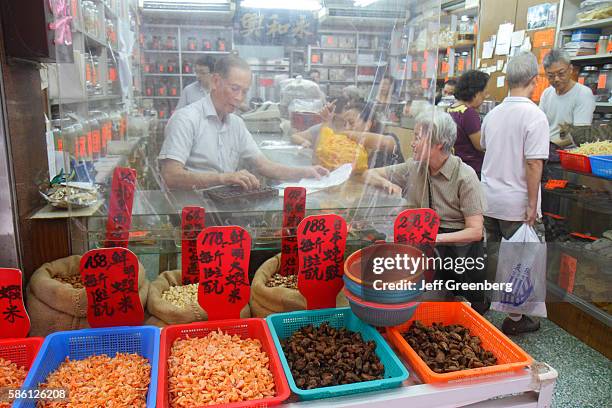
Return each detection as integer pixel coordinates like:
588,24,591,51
363,108,489,313
539,49,595,147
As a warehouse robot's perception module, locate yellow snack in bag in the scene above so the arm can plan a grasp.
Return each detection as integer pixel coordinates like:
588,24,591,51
315,126,369,173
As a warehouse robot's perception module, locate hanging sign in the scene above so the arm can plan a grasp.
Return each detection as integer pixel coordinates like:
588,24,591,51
80,248,144,328
182,206,206,285
280,187,306,276
197,226,251,320
297,214,347,310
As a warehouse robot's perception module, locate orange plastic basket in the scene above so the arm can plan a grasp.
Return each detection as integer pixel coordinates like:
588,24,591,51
558,149,592,173
386,302,533,383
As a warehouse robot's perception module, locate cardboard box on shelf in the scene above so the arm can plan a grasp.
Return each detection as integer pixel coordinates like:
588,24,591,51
322,52,341,65
321,35,338,48
338,35,356,49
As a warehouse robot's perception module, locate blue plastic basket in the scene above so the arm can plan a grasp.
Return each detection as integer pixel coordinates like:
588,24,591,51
266,308,408,401
343,274,423,304
14,326,160,408
589,155,612,179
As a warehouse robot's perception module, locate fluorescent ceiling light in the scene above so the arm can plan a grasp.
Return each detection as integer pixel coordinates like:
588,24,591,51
353,0,380,7
240,0,322,10
144,0,230,4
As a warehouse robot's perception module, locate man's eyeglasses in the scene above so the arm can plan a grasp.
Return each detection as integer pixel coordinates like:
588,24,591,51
545,68,570,80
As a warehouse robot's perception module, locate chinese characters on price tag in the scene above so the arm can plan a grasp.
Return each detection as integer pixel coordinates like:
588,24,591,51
280,187,306,276
80,248,144,327
105,167,137,248
0,269,30,338
558,253,577,294
197,226,251,320
297,214,347,310
394,208,440,248
544,179,568,190
182,207,206,284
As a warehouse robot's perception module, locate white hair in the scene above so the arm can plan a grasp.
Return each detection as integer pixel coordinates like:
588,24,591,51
416,107,457,153
507,52,539,89
542,49,571,69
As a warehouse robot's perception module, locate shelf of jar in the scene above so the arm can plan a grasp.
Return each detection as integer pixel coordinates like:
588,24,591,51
571,54,612,62
560,17,612,31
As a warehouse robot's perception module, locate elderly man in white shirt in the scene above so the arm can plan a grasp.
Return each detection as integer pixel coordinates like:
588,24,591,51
159,55,328,190
481,52,549,335
175,57,213,110
539,49,595,147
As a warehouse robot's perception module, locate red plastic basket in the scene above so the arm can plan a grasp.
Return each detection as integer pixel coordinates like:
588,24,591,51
387,302,533,383
0,337,43,372
158,319,290,408
558,149,592,173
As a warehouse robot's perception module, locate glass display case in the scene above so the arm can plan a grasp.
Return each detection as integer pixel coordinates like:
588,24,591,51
36,0,447,282
542,164,612,327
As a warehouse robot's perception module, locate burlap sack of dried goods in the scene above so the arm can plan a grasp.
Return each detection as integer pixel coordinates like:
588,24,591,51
250,253,348,318
145,270,251,327
26,255,150,337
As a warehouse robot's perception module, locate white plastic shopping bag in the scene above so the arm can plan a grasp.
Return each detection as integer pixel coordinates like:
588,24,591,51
491,224,547,317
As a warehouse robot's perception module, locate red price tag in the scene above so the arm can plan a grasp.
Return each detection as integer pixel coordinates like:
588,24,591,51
297,214,347,310
544,179,568,190
105,167,137,248
80,248,144,328
412,61,418,72
558,253,577,294
0,269,30,339
280,187,306,277
394,208,440,247
197,226,251,320
182,206,205,285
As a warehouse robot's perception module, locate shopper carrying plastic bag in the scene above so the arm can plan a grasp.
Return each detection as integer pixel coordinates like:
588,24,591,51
491,224,547,319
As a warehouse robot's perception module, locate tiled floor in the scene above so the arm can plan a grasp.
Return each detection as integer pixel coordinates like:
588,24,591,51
485,311,612,408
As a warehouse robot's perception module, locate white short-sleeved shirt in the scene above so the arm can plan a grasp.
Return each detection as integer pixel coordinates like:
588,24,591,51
539,82,595,145
481,97,550,221
176,81,208,110
158,94,262,173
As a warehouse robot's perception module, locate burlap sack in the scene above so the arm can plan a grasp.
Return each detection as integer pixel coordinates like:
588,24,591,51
27,255,150,337
145,270,251,327
250,254,348,317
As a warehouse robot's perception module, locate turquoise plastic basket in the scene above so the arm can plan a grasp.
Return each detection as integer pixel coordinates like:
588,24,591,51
14,326,160,408
266,308,408,401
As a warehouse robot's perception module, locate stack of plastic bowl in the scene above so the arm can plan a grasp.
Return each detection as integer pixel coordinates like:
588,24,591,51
343,242,425,327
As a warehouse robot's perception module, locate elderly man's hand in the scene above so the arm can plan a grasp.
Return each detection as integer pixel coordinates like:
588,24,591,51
382,180,402,196
299,165,329,179
220,170,260,191
525,204,537,226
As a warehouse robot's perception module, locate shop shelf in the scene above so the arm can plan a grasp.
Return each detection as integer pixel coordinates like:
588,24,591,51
266,307,408,401
570,54,612,62
311,47,357,51
387,302,533,384
15,326,160,408
50,94,122,105
560,17,612,31
158,319,290,408
143,49,180,53
595,102,612,108
143,73,182,77
181,50,231,54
